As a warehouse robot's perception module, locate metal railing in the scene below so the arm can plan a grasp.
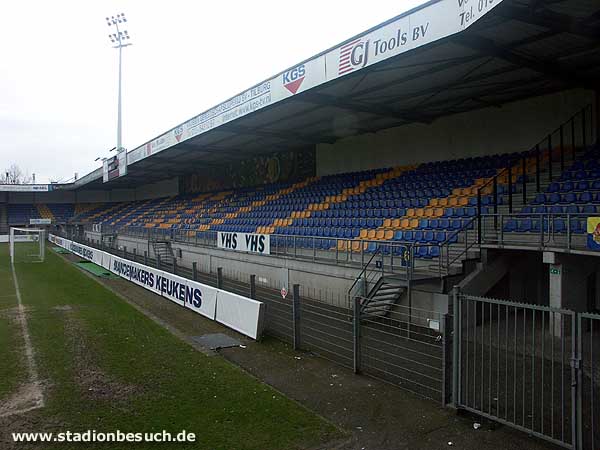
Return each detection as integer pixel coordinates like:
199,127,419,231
88,220,478,281
453,289,600,450
480,212,594,252
476,104,594,241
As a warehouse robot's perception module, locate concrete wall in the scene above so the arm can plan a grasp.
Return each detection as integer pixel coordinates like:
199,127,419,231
82,232,446,313
317,88,595,176
112,234,362,299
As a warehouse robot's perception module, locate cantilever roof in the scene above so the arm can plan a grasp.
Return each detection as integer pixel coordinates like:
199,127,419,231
71,0,600,191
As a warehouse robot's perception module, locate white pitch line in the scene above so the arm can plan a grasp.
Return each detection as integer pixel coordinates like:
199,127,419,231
0,263,45,418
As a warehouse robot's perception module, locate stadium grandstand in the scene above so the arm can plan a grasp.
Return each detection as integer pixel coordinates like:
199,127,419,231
1,0,600,448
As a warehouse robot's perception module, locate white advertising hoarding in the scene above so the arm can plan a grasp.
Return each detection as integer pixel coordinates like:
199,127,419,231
47,234,260,338
0,184,51,192
216,291,265,340
217,232,270,255
102,150,128,183
30,218,52,225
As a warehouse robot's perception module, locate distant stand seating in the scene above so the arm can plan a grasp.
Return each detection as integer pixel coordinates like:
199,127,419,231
7,202,76,225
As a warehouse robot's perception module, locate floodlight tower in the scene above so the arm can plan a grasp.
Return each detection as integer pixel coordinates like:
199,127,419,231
106,13,132,153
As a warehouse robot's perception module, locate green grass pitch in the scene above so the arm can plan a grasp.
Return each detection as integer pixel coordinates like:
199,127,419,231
0,244,337,449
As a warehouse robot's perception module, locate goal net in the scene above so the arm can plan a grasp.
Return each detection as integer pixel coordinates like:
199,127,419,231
9,227,45,264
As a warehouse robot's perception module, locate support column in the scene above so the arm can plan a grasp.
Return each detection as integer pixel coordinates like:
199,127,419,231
545,252,563,336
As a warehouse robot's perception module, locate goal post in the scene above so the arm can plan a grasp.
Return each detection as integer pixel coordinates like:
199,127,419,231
9,227,45,264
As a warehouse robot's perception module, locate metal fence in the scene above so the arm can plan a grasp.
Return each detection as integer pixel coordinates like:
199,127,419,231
87,218,476,281
358,301,448,401
453,290,600,450
577,313,600,450
65,233,449,405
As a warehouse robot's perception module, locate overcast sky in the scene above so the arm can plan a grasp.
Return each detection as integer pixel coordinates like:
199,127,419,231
0,0,426,183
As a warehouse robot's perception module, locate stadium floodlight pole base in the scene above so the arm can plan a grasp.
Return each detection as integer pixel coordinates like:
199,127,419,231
9,227,46,264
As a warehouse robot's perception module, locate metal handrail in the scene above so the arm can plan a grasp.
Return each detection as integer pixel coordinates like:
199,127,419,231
480,212,594,252
348,247,382,297
475,103,594,242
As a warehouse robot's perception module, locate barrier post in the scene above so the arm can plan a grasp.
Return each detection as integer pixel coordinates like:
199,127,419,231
217,267,223,289
442,312,453,406
172,258,176,275
353,296,361,374
157,254,161,270
144,251,148,266
292,284,300,350
133,248,137,262
452,286,460,408
192,262,198,281
123,246,127,258
250,275,256,299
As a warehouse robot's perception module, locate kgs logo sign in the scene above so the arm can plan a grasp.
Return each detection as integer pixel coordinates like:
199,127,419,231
283,64,305,94
174,125,184,142
338,23,429,75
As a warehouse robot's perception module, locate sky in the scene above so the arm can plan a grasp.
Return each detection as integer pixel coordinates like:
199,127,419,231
0,0,426,184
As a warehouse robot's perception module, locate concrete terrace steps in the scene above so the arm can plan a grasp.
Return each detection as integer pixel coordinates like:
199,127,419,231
361,282,406,318
151,240,175,266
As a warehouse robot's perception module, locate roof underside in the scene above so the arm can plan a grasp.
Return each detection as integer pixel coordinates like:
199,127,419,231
81,0,600,191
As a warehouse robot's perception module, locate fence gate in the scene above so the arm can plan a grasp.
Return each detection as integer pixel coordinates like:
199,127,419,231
454,293,577,449
577,313,600,450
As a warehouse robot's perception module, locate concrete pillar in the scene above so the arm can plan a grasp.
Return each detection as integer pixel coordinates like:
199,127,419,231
548,262,563,337
545,252,563,336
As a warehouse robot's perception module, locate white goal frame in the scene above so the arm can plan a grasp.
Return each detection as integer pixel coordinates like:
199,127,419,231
9,227,45,264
